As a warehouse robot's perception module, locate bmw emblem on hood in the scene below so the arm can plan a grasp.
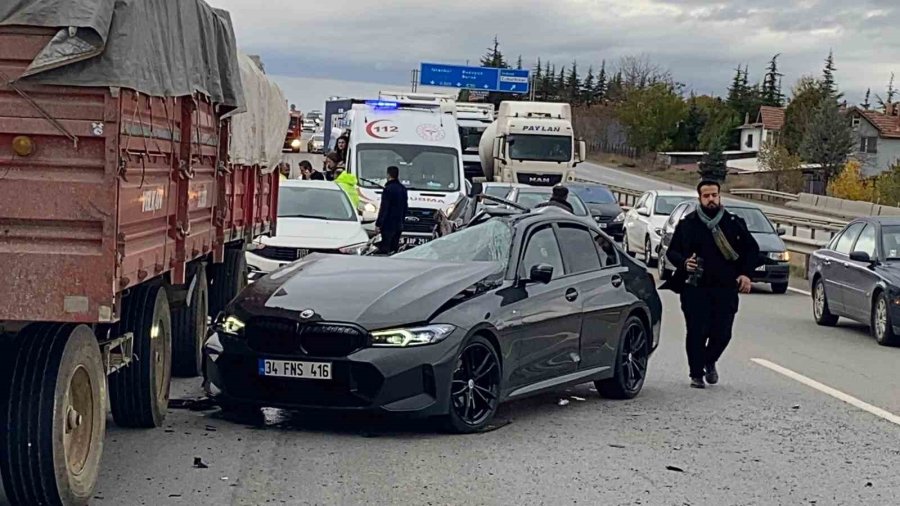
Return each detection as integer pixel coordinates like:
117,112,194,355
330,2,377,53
299,309,315,320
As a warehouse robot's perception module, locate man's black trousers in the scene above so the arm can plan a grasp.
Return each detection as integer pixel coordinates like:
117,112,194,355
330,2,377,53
679,286,739,378
378,229,402,255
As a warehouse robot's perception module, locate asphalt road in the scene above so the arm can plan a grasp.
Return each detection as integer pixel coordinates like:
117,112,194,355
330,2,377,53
94,282,900,505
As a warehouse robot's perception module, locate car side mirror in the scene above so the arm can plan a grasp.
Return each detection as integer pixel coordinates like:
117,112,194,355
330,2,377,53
361,209,377,224
576,139,586,164
777,227,787,236
470,182,483,198
528,264,554,284
637,208,650,217
850,251,873,264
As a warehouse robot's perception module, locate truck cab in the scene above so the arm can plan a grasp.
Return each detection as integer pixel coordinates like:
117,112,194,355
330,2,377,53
334,96,471,248
479,101,587,186
456,103,495,181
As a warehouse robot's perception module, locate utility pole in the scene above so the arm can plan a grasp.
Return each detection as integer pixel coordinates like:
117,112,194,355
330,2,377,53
410,68,419,92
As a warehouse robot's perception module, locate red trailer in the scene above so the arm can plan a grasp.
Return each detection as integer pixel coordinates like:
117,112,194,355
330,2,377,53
0,2,287,504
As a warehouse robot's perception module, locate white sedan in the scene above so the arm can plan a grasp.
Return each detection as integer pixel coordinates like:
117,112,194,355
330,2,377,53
623,190,694,266
247,180,372,277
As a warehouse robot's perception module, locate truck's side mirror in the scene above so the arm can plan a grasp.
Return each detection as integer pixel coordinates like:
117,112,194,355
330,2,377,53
492,137,503,159
576,139,586,164
470,181,483,198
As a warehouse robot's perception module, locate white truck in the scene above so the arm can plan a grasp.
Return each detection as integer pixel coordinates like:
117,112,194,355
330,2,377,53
456,103,495,181
478,101,586,186
333,93,472,248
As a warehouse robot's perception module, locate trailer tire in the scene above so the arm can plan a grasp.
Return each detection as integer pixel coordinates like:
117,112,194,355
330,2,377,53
110,284,172,428
171,268,209,378
1,324,106,506
208,248,248,316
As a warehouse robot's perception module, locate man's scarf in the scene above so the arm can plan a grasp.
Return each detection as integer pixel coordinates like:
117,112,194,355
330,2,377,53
696,206,740,261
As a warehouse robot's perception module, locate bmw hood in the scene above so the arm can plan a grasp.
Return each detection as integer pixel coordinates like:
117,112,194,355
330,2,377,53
230,254,503,330
587,202,623,218
752,232,785,253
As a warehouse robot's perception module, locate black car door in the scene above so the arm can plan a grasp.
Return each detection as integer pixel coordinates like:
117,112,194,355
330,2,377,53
828,222,866,316
555,224,630,373
841,223,880,321
503,224,582,392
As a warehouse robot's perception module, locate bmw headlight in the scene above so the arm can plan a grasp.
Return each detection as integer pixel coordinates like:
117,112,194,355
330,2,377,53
768,251,790,262
614,212,625,223
220,315,246,335
339,242,368,255
371,324,456,347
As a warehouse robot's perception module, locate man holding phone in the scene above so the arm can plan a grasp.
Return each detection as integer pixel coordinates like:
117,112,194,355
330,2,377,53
665,179,760,389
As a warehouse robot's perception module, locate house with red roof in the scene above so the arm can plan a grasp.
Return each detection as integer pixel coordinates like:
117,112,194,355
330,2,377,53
846,105,900,176
737,106,785,152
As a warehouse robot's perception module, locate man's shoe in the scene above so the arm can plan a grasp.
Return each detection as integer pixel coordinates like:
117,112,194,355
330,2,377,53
705,364,719,385
690,377,706,389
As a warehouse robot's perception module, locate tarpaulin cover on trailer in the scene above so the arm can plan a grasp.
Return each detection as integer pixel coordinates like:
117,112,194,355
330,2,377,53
230,52,289,173
0,0,245,111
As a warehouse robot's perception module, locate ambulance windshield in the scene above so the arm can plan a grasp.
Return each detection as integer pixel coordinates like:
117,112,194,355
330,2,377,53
356,144,460,192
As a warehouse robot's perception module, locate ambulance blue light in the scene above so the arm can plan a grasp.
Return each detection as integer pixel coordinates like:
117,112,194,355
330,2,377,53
366,100,399,110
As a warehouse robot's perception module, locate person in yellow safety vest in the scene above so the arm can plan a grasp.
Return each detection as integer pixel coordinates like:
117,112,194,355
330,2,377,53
333,166,360,212
278,162,290,181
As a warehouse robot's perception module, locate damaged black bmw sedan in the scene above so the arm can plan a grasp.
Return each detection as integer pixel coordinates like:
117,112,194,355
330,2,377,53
203,207,662,432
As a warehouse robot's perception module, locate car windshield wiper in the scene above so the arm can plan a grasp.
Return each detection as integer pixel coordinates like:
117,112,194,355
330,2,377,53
359,178,385,189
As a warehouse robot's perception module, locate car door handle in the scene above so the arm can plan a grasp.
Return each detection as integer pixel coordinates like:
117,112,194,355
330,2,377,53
565,288,579,302
611,275,623,288
823,259,831,266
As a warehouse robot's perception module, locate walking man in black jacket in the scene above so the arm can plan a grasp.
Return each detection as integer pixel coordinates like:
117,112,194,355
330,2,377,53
375,165,408,254
665,180,760,389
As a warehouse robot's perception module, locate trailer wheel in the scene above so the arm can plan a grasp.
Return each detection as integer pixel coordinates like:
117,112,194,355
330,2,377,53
171,268,209,378
110,284,172,428
208,248,247,316
1,324,106,506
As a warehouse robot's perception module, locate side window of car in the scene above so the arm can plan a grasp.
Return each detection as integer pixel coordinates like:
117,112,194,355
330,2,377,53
834,223,865,255
853,224,877,258
556,225,602,274
522,226,565,279
592,232,619,268
634,194,648,211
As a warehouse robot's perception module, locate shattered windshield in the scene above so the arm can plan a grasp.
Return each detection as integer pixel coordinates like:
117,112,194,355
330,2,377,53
393,219,512,267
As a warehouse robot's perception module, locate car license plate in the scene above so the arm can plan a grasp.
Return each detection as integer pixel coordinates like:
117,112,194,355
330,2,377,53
400,236,429,247
258,359,332,380
599,223,608,228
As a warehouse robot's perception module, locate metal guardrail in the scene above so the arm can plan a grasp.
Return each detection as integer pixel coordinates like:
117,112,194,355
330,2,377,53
729,188,799,203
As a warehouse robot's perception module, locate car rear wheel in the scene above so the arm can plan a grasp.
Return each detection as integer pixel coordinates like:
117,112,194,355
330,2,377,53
813,278,838,326
771,282,788,295
872,293,900,346
443,336,501,434
596,316,649,400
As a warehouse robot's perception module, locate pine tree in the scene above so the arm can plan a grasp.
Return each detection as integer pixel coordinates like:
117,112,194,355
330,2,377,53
800,99,855,188
516,55,523,70
480,36,507,68
545,63,556,100
699,135,728,183
822,50,837,97
566,61,580,103
863,88,872,110
595,60,607,102
582,67,595,105
877,73,897,112
727,66,744,111
761,54,784,107
557,66,566,99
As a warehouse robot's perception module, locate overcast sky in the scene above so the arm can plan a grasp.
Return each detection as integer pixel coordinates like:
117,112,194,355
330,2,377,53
210,0,899,112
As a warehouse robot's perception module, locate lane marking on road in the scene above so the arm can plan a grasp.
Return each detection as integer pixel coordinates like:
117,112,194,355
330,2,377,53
751,358,900,427
788,287,811,297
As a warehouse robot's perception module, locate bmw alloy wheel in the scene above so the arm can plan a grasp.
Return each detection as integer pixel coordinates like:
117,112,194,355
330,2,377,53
447,338,500,431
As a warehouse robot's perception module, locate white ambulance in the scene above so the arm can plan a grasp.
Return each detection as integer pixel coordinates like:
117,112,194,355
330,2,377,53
333,94,471,248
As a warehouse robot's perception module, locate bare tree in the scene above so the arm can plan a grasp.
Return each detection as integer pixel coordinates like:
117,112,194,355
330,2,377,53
615,54,673,90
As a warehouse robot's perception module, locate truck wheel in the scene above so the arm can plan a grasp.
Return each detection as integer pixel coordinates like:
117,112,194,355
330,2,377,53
1,324,106,506
110,284,172,428
171,268,209,378
208,248,248,317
